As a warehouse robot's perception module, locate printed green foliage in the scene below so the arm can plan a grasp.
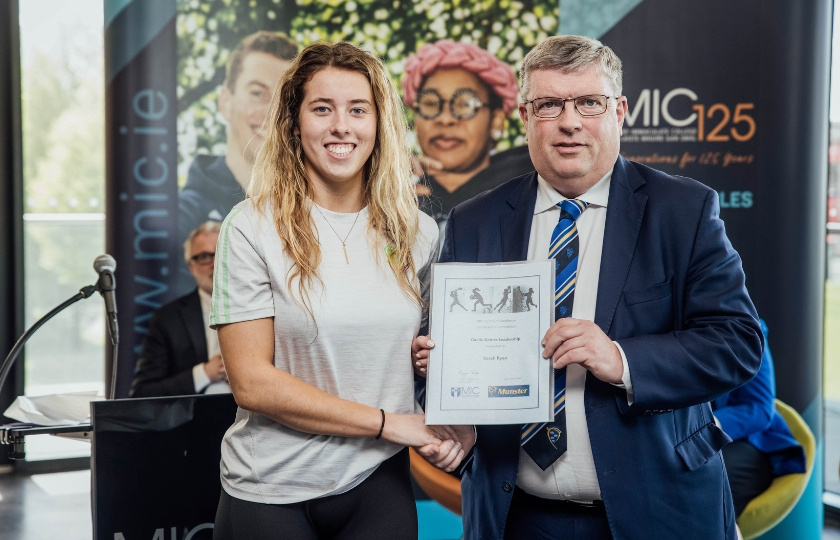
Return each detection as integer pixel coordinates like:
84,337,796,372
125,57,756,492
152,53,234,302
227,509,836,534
176,0,558,177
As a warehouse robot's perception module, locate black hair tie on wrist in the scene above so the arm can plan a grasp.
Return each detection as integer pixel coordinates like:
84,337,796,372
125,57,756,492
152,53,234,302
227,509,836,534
375,408,385,439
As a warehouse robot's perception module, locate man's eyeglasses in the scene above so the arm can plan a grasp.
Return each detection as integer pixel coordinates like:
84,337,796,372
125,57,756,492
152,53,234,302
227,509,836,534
413,88,488,121
190,251,215,266
523,95,619,118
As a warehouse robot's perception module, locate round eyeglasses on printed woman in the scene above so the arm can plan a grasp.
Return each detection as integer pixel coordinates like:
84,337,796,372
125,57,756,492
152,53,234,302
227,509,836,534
413,88,489,121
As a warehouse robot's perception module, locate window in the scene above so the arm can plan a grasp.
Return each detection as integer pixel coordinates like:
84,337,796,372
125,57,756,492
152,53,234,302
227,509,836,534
826,126,840,504
825,0,840,508
19,0,105,460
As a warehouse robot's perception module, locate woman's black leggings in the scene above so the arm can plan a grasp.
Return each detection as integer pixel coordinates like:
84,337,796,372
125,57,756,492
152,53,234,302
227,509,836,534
213,448,418,540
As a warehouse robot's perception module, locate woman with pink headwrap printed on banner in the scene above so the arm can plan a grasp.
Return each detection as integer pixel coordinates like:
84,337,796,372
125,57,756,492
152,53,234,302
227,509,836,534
402,40,534,238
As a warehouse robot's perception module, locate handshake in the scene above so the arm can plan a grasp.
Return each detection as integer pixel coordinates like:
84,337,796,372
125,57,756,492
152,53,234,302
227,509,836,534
401,335,476,472
383,413,475,473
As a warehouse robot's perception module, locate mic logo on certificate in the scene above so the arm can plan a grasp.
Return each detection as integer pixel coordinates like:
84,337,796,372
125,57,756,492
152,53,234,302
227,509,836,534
451,386,480,398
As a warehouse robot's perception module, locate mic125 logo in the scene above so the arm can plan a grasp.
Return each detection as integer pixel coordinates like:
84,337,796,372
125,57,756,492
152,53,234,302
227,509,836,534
625,88,756,143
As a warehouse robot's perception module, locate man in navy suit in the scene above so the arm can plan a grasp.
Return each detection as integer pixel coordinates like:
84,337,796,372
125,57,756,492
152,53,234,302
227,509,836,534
422,35,762,539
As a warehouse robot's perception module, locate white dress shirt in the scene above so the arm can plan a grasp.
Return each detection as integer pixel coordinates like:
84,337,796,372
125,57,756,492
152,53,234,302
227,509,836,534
516,172,632,501
192,288,230,394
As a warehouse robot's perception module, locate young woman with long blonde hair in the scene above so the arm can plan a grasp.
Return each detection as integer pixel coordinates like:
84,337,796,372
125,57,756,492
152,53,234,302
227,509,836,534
210,42,471,539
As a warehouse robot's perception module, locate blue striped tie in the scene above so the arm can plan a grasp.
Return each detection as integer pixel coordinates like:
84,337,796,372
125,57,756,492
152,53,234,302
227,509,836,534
521,199,588,470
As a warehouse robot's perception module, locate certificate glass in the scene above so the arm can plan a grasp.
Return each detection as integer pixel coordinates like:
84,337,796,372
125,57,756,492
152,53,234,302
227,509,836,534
425,261,554,425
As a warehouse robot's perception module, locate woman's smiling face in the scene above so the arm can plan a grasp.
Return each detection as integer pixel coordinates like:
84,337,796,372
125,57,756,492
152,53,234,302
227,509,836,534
297,67,378,192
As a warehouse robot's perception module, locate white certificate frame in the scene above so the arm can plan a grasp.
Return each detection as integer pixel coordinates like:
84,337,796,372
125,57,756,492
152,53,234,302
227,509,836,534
425,261,554,425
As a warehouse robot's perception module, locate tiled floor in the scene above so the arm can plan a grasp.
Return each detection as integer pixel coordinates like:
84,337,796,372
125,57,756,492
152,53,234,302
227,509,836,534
0,468,92,539
827,519,840,540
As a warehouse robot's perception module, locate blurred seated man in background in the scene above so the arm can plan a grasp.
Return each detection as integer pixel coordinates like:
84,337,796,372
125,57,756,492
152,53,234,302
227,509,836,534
713,319,806,517
130,221,230,397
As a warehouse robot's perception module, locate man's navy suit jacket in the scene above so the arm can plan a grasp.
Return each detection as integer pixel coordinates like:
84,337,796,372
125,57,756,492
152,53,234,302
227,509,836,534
129,289,208,398
440,156,763,540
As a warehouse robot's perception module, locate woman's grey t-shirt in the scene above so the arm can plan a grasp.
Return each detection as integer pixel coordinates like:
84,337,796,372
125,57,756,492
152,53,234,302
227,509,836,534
210,200,438,504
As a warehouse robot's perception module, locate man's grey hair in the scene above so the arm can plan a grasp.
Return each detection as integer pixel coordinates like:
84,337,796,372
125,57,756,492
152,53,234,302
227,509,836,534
519,35,623,100
184,220,222,262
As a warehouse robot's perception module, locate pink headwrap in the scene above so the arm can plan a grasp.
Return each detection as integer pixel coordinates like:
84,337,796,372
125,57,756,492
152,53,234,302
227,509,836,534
402,40,519,116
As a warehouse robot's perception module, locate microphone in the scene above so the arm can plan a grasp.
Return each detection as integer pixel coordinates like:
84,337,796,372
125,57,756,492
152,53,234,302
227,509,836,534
94,254,119,346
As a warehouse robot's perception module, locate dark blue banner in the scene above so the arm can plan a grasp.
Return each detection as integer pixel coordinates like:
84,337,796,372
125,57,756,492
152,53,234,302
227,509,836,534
596,0,830,418
105,0,179,399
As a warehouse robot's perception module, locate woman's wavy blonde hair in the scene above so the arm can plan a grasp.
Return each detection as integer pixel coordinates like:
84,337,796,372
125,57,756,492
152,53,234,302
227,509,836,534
249,42,423,311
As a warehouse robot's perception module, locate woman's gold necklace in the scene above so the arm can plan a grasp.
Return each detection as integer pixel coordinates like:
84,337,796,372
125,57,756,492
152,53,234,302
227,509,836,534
315,205,361,264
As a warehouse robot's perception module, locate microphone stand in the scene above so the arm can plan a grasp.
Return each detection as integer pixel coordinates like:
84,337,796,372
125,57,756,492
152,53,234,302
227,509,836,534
0,284,98,394
0,280,117,459
108,335,119,400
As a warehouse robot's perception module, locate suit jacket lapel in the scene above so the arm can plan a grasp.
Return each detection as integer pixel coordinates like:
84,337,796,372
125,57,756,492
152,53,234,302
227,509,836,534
182,290,209,364
501,172,539,262
595,157,647,336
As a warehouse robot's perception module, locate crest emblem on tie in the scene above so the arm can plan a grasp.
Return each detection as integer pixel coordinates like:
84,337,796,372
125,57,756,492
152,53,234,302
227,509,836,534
547,427,563,449
566,247,575,259
558,306,567,316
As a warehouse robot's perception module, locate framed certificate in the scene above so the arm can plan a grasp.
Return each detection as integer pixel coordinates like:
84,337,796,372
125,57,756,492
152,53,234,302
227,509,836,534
425,261,554,425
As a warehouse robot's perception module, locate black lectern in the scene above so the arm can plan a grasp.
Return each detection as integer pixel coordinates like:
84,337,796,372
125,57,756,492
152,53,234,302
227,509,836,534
91,394,237,540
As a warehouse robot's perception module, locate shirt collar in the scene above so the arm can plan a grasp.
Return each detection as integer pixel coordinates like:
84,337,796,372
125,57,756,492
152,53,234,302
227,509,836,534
198,287,212,312
534,171,612,215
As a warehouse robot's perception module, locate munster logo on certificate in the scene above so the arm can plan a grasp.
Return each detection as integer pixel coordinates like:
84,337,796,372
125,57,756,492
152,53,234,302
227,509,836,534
425,261,554,425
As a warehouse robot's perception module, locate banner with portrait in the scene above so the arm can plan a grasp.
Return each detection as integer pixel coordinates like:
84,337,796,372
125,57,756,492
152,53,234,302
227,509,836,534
104,0,557,398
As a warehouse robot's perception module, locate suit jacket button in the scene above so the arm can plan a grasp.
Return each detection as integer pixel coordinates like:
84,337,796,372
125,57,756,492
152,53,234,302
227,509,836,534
503,481,513,492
